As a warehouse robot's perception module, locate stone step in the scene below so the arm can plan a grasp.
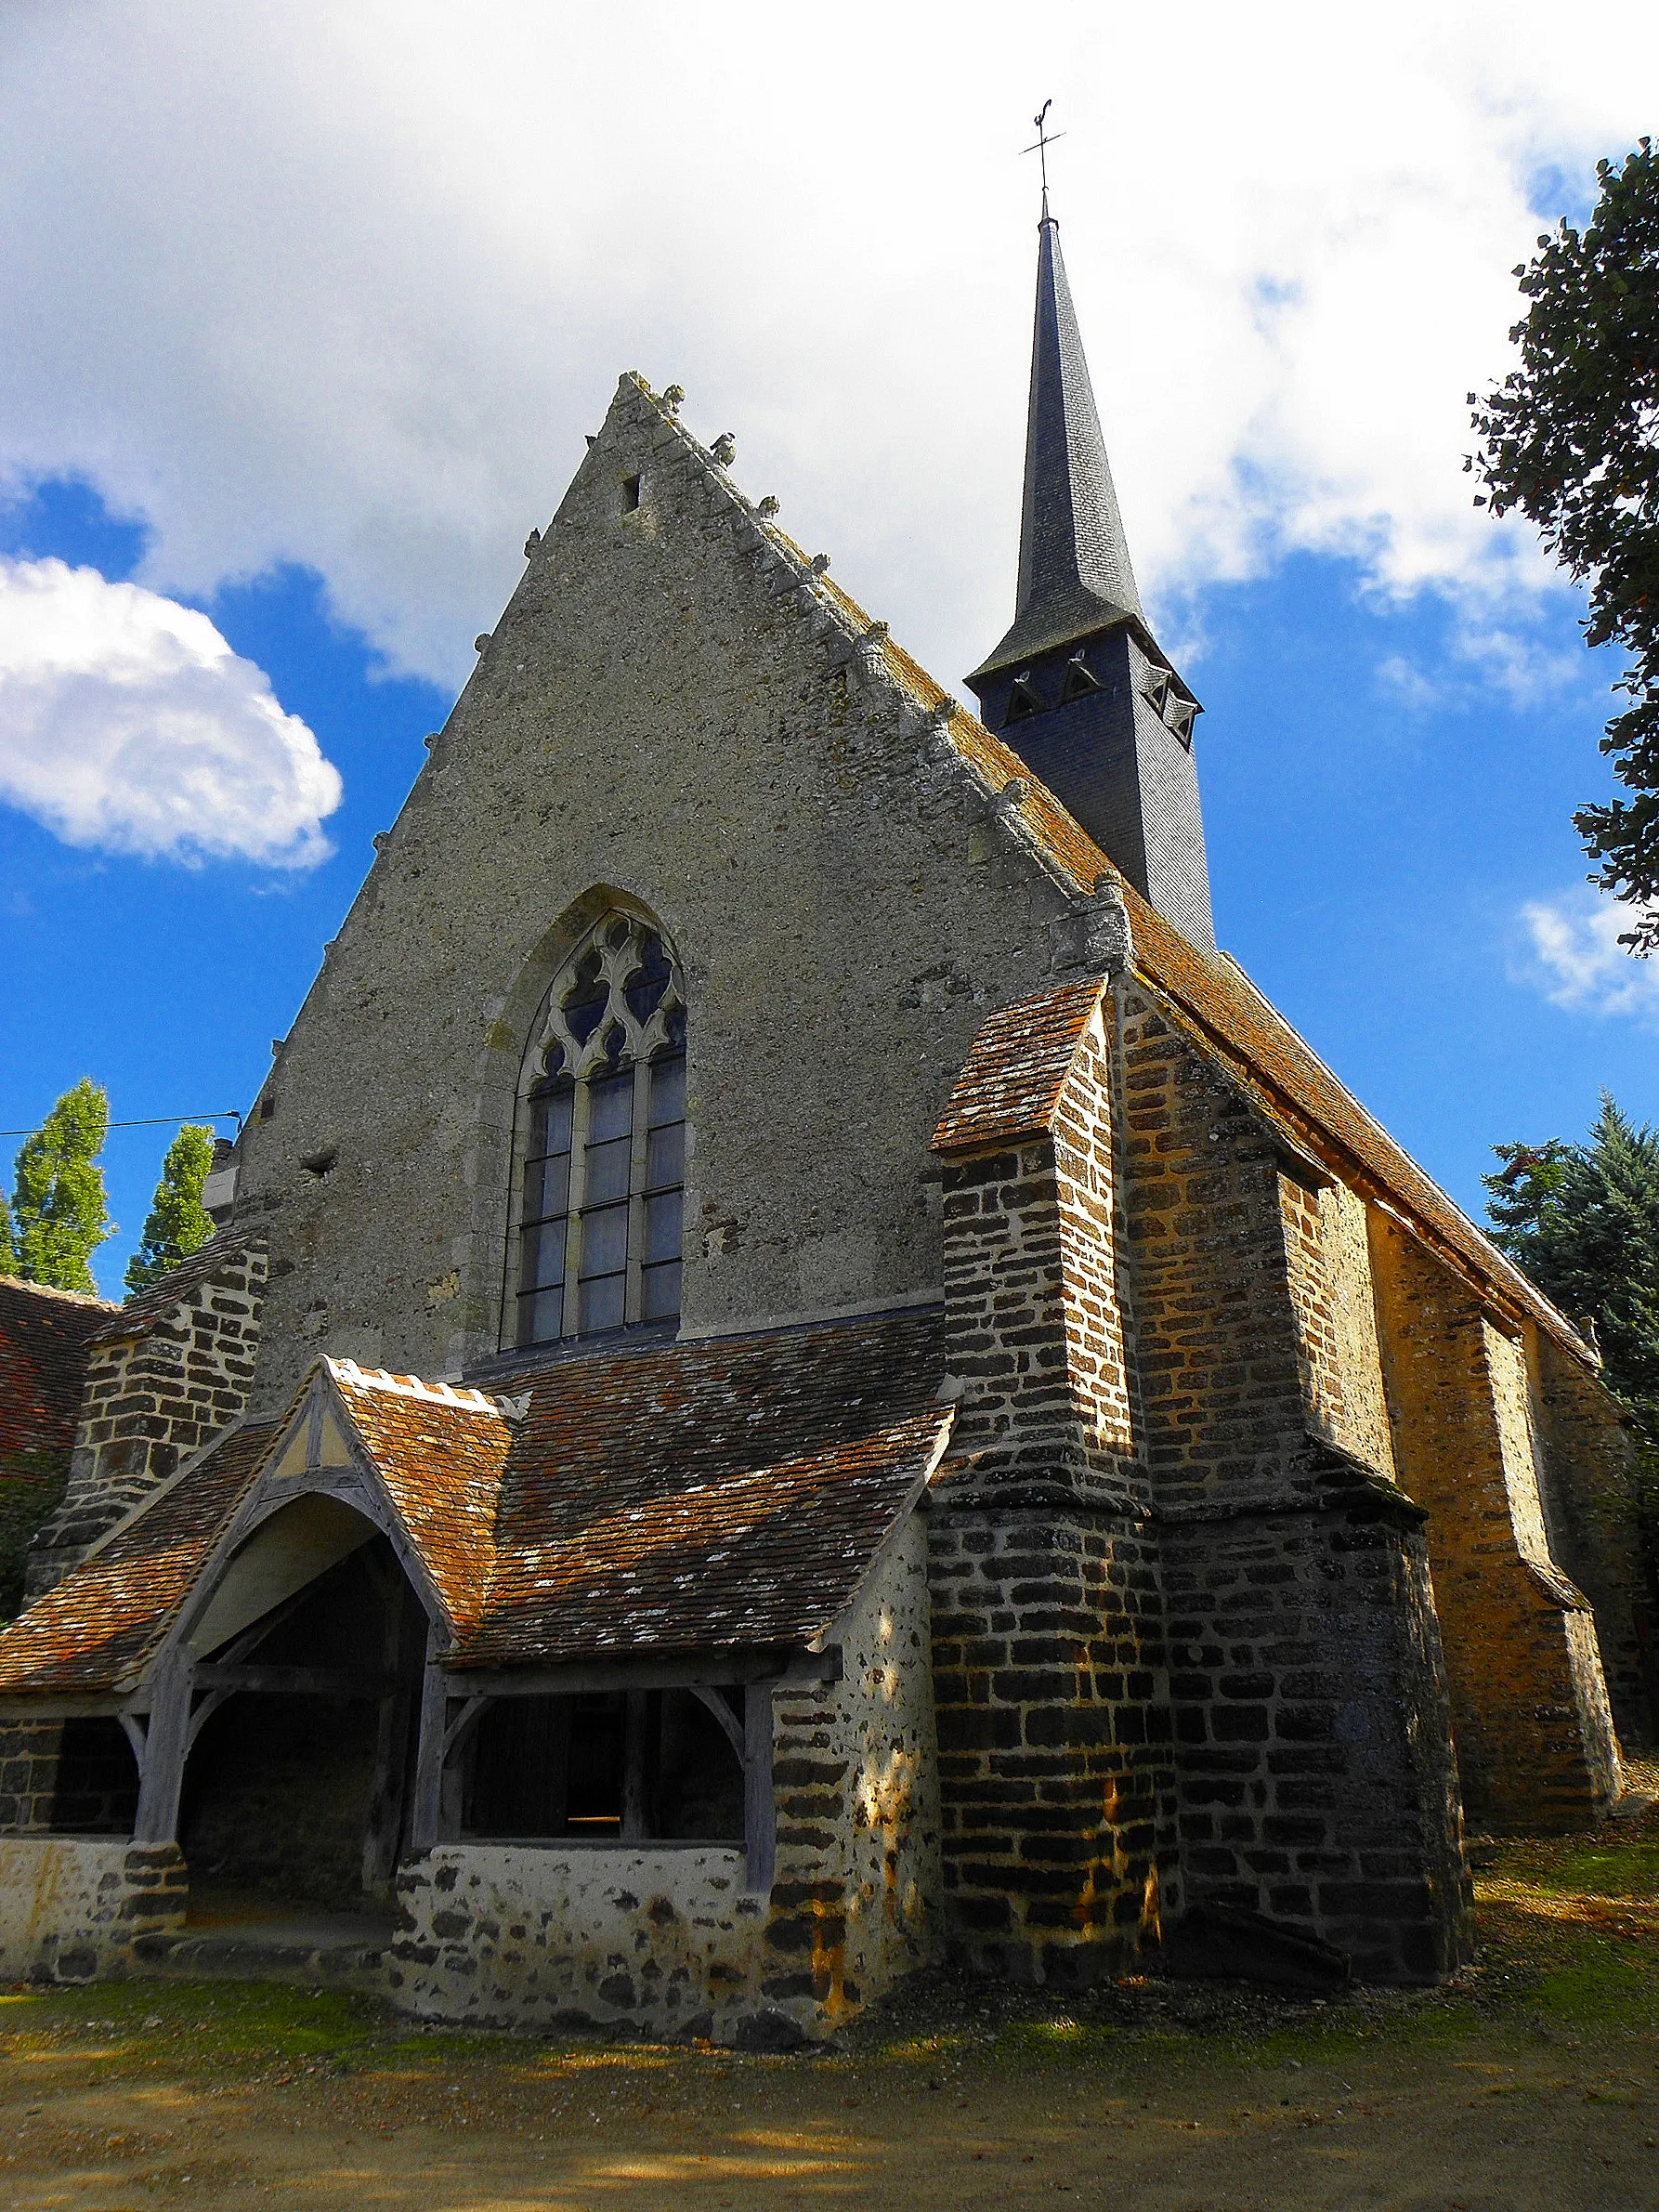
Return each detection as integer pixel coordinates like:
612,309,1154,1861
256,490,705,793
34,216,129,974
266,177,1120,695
131,1912,395,1994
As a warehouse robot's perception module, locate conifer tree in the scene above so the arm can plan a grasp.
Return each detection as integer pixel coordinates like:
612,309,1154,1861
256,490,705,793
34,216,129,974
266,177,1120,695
1485,1097,1659,1470
124,1124,217,1296
3,1079,114,1293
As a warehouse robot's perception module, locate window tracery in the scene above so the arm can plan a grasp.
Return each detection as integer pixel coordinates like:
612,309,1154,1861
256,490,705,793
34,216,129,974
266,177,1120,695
511,913,686,1349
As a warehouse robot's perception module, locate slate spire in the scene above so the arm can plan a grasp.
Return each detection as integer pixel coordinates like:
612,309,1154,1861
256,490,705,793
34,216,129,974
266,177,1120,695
970,209,1143,684
964,195,1216,953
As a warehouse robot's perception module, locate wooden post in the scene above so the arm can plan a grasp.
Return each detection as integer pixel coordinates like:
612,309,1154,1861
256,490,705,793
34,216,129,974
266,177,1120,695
361,1573,410,1895
409,1623,450,1852
620,1689,650,1840
132,1649,195,1845
743,1683,775,1895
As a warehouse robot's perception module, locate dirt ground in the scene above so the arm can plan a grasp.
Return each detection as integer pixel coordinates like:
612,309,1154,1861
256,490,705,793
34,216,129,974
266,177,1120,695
5,1801,1659,2212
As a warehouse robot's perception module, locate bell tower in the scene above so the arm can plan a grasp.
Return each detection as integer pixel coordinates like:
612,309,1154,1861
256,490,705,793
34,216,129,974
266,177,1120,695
965,193,1215,951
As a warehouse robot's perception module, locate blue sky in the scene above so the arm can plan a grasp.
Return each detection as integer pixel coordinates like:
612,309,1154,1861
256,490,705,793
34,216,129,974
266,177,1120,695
0,3,1654,1295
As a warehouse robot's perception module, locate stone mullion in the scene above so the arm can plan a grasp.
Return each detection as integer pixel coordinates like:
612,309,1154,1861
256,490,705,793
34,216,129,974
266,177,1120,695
623,1058,651,1325
560,1080,593,1340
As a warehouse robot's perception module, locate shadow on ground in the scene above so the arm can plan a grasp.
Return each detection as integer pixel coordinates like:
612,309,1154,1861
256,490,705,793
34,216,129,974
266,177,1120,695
4,1784,1659,2210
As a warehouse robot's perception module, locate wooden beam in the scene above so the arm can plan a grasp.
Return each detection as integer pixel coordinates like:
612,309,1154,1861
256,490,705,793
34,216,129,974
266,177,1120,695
440,1651,826,1699
191,1664,397,1697
409,1631,450,1852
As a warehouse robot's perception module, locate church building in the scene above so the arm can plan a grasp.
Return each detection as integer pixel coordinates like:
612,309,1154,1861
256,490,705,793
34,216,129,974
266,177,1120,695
0,196,1650,2042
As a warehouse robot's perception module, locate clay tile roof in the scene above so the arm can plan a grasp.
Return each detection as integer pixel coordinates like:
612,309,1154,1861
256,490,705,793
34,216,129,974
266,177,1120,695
88,1229,257,1348
932,978,1106,1153
0,1276,118,1469
457,1307,950,1669
0,1422,269,1695
327,1363,509,1635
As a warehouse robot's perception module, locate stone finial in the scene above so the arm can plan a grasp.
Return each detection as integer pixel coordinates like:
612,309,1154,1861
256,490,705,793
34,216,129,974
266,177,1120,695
474,634,490,653
1078,875,1135,979
711,433,736,465
524,528,542,555
372,831,391,851
661,384,685,411
757,495,780,517
807,553,830,576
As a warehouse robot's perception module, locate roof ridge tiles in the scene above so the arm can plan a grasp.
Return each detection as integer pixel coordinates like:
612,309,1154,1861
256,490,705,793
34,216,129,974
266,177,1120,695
0,1276,120,1312
326,1357,508,1415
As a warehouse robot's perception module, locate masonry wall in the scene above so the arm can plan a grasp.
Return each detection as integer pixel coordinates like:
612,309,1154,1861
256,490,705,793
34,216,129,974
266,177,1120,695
227,375,1095,1415
391,1518,938,2042
1119,992,1470,1976
929,1502,1177,1983
1369,1214,1621,1832
0,1838,186,1983
27,1247,266,1595
1532,1326,1655,1751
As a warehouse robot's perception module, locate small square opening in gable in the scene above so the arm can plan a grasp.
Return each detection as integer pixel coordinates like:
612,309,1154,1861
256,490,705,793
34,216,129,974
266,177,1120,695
620,473,642,513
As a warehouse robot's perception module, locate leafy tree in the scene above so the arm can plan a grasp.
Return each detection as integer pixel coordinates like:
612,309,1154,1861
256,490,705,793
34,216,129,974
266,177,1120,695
1468,139,1659,950
124,1124,217,1295
3,1079,113,1293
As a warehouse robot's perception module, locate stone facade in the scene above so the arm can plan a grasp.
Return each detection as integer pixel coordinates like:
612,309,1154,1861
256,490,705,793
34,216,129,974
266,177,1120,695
0,1837,186,1983
27,1240,266,1595
1370,1217,1623,1832
390,1513,937,2041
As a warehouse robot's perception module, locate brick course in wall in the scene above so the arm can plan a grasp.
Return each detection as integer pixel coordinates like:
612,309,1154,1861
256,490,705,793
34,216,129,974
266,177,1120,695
27,1241,266,1596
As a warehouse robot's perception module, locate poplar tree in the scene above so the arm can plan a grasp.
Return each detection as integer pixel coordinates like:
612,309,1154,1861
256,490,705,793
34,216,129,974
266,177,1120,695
124,1124,217,1295
3,1079,114,1293
1469,140,1659,949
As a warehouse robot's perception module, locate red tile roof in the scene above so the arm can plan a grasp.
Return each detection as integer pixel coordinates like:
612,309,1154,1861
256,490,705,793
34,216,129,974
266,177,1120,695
88,1230,257,1348
0,1276,117,1471
329,1364,507,1636
0,1422,269,1695
932,979,1104,1153
0,1312,950,1696
460,1308,951,1667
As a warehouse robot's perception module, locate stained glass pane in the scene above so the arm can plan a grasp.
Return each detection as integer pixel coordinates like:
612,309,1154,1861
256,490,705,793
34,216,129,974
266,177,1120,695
588,1072,634,1144
522,1151,569,1220
642,1260,681,1321
579,1202,629,1278
518,1218,567,1291
584,1135,631,1206
646,1121,683,1191
648,1054,686,1128
645,1189,682,1264
528,1085,573,1158
580,1274,625,1332
517,1284,563,1346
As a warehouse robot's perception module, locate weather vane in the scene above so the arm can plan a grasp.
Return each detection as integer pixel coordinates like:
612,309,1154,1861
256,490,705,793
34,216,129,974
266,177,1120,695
1022,98,1065,216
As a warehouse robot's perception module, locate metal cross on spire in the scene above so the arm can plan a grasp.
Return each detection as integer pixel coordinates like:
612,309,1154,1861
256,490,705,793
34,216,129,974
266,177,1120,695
1022,98,1065,220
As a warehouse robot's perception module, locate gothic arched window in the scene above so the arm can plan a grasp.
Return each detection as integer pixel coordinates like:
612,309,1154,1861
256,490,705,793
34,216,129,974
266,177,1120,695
511,914,686,1349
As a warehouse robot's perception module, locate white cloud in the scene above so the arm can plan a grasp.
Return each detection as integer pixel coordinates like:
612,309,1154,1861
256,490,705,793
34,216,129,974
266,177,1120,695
0,557,341,866
0,2,1654,695
1514,890,1659,1026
